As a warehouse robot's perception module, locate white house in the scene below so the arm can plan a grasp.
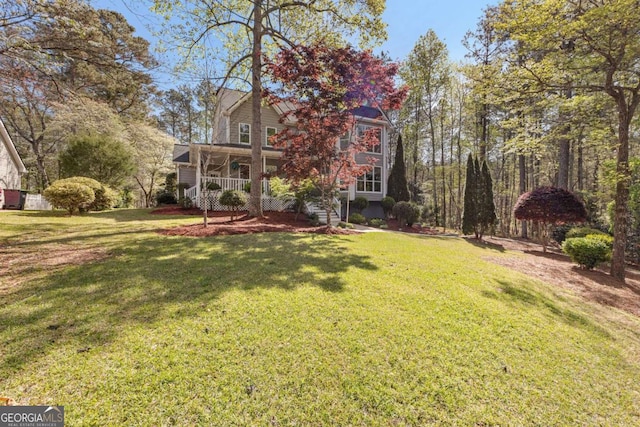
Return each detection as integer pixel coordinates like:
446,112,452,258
0,118,27,208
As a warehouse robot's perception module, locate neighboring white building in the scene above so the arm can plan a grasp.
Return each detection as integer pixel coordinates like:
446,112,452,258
0,118,27,208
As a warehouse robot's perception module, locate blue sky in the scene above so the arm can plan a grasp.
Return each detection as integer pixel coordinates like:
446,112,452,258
382,0,498,62
93,0,497,87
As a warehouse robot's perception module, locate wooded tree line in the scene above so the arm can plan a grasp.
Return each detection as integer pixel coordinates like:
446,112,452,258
394,1,640,279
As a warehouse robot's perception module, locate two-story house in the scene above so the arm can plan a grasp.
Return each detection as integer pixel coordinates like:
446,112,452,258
173,88,391,219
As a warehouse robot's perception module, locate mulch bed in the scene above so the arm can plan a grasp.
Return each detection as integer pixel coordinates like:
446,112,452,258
153,207,358,236
480,236,640,318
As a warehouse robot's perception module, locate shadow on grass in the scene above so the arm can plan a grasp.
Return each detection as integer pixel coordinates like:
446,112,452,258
5,209,186,222
462,237,506,252
482,280,611,338
0,232,376,376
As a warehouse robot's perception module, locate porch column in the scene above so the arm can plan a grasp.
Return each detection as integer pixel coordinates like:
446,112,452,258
196,147,201,203
262,156,267,195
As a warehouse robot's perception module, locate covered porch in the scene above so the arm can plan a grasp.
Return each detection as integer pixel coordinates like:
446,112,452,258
184,145,285,210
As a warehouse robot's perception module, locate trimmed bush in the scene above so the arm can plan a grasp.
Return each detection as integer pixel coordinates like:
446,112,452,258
56,177,118,211
207,182,222,191
368,218,386,228
551,224,573,244
308,212,320,226
584,233,614,249
562,237,612,269
393,201,420,228
351,196,369,213
566,227,608,239
381,196,395,219
43,181,95,215
156,191,178,205
348,213,366,224
178,197,193,209
219,190,246,220
45,177,117,213
337,221,355,229
92,185,119,211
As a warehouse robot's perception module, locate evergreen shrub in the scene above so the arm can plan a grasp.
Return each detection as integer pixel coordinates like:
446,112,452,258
348,213,366,224
562,237,612,269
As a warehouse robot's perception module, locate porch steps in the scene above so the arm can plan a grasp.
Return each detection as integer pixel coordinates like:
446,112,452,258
305,202,341,226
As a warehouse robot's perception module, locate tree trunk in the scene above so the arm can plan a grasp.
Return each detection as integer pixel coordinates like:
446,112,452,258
429,110,438,226
577,136,584,191
412,96,420,202
558,136,570,190
610,112,631,281
479,101,488,161
519,153,528,238
249,0,263,218
440,106,446,231
33,139,51,189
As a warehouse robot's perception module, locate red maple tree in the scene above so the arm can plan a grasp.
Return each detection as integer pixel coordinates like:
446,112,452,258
264,43,407,225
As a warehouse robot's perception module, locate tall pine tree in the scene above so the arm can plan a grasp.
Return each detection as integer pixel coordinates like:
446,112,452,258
387,134,410,202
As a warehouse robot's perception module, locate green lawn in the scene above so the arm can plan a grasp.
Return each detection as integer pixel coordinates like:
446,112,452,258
1,209,639,426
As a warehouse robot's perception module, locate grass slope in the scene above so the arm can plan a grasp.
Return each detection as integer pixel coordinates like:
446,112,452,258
1,210,639,426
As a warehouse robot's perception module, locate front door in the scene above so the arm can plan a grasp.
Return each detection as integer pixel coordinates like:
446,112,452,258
235,163,250,179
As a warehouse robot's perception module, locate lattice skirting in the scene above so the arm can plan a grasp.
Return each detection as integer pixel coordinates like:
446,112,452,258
198,194,295,212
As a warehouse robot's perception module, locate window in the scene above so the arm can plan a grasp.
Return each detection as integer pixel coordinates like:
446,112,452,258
356,124,381,153
357,166,382,193
239,123,250,144
339,132,351,150
265,127,277,146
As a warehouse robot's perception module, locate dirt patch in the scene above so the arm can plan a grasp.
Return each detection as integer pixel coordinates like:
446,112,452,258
0,244,109,293
479,236,640,317
155,210,359,236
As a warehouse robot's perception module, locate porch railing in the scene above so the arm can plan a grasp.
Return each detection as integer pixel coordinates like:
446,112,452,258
202,177,271,194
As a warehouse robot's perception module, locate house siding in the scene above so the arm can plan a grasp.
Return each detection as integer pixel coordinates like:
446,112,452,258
177,166,197,187
353,124,386,202
0,125,23,190
229,99,283,146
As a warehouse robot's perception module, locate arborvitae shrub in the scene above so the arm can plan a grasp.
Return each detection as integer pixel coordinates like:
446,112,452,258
562,237,612,269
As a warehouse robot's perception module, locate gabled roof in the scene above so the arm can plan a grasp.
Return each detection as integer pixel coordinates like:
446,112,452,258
216,88,391,125
173,144,190,164
0,118,27,174
217,88,249,115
